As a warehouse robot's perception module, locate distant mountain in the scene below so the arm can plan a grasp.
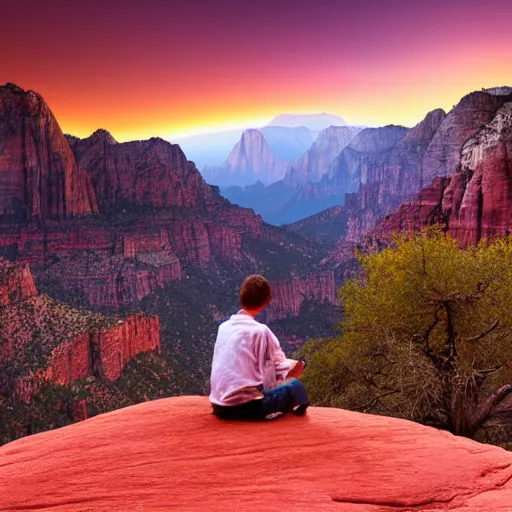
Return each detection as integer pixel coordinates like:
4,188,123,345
222,125,410,225
203,129,291,187
259,126,315,163
173,128,245,169
268,113,347,131
284,126,362,187
174,113,347,173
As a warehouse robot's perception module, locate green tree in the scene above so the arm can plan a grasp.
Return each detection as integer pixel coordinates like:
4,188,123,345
298,229,512,440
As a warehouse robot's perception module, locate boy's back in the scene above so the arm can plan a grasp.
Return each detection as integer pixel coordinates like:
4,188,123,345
209,310,289,406
209,275,309,419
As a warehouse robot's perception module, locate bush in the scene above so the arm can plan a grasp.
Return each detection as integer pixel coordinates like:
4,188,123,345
298,229,512,442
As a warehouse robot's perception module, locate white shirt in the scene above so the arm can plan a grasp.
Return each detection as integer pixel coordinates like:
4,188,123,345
209,310,295,406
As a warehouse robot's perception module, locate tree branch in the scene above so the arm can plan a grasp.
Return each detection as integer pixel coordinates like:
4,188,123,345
475,360,510,376
362,390,400,412
466,319,500,343
470,384,512,434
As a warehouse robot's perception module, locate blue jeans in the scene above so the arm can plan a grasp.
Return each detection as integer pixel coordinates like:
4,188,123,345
211,379,309,420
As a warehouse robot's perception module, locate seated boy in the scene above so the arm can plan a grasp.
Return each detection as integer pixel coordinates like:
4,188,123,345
209,274,309,420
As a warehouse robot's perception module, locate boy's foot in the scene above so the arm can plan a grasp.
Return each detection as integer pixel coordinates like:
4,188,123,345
292,403,309,416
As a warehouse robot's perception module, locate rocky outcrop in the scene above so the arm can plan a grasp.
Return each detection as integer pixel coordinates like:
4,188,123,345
264,272,336,321
0,258,37,305
46,313,160,384
0,83,98,221
1,396,511,512
372,102,512,247
445,102,512,245
284,126,361,186
69,131,217,213
374,177,450,239
421,92,512,185
0,257,160,402
203,129,290,187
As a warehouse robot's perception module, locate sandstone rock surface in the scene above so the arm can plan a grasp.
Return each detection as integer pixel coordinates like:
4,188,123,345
1,396,511,511
0,258,37,305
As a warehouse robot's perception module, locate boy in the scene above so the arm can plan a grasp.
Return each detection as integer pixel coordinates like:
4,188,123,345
209,274,309,420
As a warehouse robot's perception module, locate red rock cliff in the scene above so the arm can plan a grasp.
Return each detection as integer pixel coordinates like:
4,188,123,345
46,313,161,384
372,101,512,247
265,272,336,321
0,83,98,220
0,258,37,305
70,130,217,212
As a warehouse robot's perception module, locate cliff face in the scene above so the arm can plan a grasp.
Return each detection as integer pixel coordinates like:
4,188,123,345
374,177,450,239
70,131,217,212
203,129,290,187
0,83,333,356
422,92,512,185
373,102,512,247
0,259,161,401
0,258,37,305
46,313,161,384
0,83,98,221
264,272,336,321
445,102,512,245
222,125,411,225
2,396,512,512
284,126,361,186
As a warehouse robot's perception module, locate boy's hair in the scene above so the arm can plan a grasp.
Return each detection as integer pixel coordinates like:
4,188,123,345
240,275,271,310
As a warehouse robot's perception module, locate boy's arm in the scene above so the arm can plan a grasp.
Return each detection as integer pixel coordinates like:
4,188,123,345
265,327,304,382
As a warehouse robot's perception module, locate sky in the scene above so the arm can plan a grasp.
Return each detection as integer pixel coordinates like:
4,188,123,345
1,0,512,141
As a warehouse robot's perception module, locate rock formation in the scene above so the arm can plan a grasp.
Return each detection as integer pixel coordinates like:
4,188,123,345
203,129,290,187
259,125,314,163
45,313,160,384
373,101,512,247
69,130,217,212
0,258,160,401
0,258,37,305
284,125,361,186
421,92,511,186
0,83,98,221
265,272,336,321
1,396,511,511
0,83,337,406
222,125,411,225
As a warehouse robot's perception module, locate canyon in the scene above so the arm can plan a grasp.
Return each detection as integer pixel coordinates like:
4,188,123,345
3,81,512,445
0,83,338,411
0,258,160,402
287,90,512,266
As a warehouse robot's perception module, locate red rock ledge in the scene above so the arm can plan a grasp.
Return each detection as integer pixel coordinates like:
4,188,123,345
0,396,511,511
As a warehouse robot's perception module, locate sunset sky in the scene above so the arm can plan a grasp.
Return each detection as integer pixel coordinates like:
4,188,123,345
2,0,512,141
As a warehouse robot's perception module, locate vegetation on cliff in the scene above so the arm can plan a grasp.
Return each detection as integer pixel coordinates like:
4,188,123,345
297,229,512,448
